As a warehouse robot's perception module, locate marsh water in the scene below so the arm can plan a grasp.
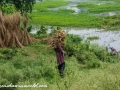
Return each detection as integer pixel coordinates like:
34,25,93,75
66,28,120,51
31,27,120,51
48,0,120,16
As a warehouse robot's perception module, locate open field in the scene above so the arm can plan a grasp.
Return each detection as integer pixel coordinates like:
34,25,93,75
29,0,120,29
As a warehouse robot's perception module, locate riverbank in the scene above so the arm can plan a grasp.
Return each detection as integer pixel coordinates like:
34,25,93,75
0,42,120,90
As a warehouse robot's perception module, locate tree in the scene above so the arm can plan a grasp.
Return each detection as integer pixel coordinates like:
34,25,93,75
0,0,36,14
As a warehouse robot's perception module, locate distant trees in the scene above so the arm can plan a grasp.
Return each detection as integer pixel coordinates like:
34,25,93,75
0,0,36,14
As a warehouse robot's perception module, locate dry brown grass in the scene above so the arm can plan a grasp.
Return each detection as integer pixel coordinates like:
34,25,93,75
51,30,66,48
0,12,33,48
21,13,32,46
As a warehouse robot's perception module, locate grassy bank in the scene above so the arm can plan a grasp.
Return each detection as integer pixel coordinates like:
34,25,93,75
28,0,120,29
0,43,120,90
0,30,120,90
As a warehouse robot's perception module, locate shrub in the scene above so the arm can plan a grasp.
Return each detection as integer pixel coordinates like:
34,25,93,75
0,47,18,59
12,58,26,69
1,48,13,55
65,34,83,56
75,49,98,64
75,53,86,63
0,78,14,90
37,25,48,35
43,67,55,82
0,53,6,59
20,49,29,56
49,26,57,35
27,25,32,32
57,26,61,30
86,59,101,68
23,67,42,80
8,72,23,85
89,44,119,63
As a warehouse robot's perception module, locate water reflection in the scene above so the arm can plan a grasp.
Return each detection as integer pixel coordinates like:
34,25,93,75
48,0,119,16
48,3,87,14
67,28,120,51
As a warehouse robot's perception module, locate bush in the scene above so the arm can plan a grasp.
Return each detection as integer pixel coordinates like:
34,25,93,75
12,58,26,69
90,45,118,62
49,26,57,35
0,53,6,59
37,25,48,35
43,67,55,82
86,59,101,68
0,47,18,59
23,67,42,80
65,34,83,56
0,78,14,90
64,33,118,65
20,49,29,56
57,26,61,30
27,25,32,32
8,72,23,85
75,49,98,64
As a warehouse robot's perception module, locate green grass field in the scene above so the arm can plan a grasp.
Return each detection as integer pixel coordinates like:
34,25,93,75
0,31,120,90
0,42,120,90
28,0,120,29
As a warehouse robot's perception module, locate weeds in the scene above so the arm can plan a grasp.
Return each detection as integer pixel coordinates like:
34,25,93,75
0,40,120,90
87,36,99,40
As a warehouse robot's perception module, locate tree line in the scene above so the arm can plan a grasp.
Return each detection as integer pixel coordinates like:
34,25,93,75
0,0,36,14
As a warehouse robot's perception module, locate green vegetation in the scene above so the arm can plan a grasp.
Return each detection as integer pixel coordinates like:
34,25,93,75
89,4,120,13
1,0,120,89
28,0,120,29
34,0,69,9
87,36,99,40
1,0,120,29
0,26,120,90
29,1,99,28
30,12,99,28
77,3,120,13
0,0,36,14
98,0,120,2
98,16,120,30
77,3,97,8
